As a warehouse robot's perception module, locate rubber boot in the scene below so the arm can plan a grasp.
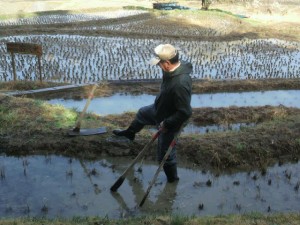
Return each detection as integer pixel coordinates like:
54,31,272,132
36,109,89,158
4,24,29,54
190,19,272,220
163,164,179,183
112,120,143,141
112,128,135,141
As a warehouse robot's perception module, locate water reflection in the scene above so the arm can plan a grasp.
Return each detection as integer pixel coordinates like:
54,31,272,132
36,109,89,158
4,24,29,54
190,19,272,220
1,155,299,218
47,90,300,115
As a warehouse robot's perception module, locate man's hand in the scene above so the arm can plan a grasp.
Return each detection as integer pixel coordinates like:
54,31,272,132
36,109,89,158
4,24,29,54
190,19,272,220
159,121,168,133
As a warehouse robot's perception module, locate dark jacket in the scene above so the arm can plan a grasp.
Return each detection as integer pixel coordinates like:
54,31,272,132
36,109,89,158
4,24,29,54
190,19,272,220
154,61,193,131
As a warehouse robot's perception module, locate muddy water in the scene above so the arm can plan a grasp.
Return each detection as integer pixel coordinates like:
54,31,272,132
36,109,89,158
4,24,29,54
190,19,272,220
0,154,299,218
47,90,300,115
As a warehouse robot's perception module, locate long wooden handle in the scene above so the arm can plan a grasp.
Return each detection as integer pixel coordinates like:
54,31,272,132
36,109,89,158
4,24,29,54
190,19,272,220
73,84,98,131
110,130,161,192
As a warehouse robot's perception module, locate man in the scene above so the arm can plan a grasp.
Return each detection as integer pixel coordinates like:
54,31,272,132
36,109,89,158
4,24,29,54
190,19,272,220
113,43,193,183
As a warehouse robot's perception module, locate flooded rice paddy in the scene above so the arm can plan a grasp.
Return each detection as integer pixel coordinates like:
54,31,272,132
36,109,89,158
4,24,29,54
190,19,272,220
1,154,299,218
0,35,299,83
1,88,299,218
1,17,300,219
2,89,299,218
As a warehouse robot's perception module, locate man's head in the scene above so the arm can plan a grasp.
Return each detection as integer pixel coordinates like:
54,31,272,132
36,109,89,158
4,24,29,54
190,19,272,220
150,44,180,71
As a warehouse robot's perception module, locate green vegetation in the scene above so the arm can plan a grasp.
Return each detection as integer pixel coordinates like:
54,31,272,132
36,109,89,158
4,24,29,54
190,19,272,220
0,94,77,135
123,5,149,11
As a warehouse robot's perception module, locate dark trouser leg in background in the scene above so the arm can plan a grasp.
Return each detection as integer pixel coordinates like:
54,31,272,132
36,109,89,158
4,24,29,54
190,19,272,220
113,104,157,141
158,130,179,182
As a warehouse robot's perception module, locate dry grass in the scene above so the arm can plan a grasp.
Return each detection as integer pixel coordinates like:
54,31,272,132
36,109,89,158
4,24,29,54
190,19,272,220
0,81,66,91
0,213,300,225
192,105,299,125
1,91,299,172
0,0,152,15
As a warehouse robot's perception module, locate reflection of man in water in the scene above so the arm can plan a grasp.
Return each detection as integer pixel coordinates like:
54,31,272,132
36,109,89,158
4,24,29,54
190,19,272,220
112,166,179,213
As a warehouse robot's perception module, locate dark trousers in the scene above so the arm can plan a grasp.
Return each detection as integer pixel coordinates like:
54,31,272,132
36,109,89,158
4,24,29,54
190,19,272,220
130,104,177,166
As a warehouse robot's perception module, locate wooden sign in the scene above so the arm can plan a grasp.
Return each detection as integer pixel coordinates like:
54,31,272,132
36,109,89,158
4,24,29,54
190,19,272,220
7,42,42,56
6,42,43,82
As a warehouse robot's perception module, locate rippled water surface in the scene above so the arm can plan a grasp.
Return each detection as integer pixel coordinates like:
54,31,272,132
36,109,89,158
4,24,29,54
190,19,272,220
1,155,299,218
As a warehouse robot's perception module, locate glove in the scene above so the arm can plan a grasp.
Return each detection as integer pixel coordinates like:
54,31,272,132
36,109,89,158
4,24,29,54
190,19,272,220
159,121,168,133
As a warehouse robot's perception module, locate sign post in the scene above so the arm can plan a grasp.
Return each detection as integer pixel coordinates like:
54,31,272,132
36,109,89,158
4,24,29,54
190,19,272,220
6,42,43,82
10,52,17,81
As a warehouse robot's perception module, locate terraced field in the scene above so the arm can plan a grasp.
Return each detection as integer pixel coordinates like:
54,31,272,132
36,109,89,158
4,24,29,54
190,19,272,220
0,0,300,221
